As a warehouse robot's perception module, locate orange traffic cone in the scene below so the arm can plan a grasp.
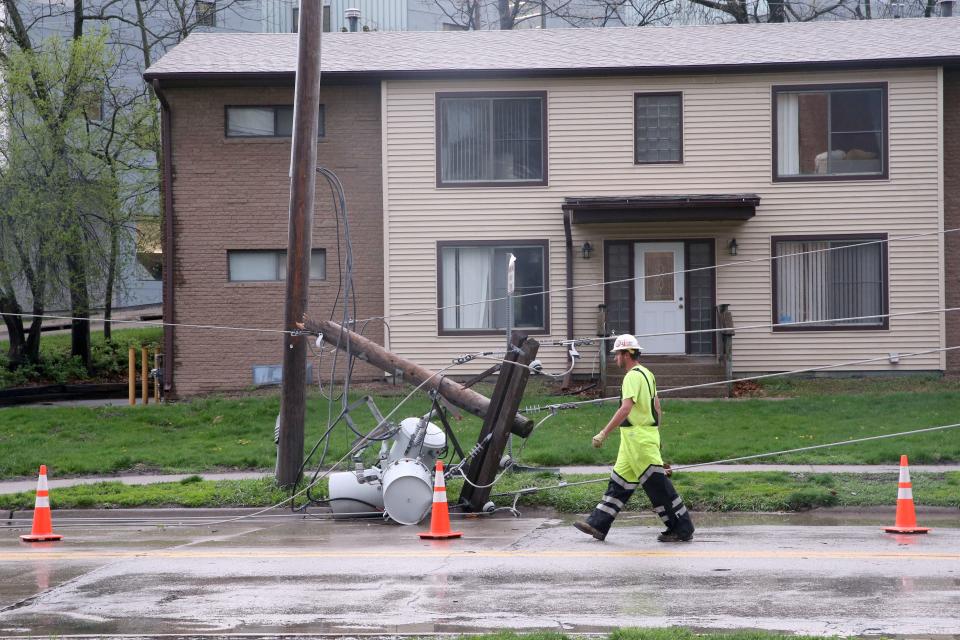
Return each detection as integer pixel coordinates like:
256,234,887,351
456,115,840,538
418,460,462,540
883,455,930,534
20,465,63,542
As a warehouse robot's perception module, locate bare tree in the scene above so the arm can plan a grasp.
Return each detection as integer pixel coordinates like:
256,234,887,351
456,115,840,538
2,0,251,360
0,4,119,370
554,0,683,26
429,0,579,29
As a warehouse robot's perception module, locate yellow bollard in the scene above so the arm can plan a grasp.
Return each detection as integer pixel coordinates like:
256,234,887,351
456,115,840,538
141,346,149,406
128,347,136,406
153,348,160,402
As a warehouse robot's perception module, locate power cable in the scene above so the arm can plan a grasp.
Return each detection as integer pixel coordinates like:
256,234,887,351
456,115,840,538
659,344,960,395
353,226,960,326
5,419,955,531
7,227,956,337
521,343,960,414
540,305,960,347
489,421,960,501
8,361,467,531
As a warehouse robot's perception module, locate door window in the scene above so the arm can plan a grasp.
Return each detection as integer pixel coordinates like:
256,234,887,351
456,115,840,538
644,251,675,301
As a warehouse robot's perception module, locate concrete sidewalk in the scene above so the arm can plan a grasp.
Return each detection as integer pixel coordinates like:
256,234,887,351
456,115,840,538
2,463,958,495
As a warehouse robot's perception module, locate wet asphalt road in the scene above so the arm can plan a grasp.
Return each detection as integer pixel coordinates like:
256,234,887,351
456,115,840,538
0,509,958,638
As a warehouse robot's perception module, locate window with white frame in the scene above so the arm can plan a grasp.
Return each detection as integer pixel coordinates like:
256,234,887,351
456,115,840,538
772,236,886,330
228,249,326,282
774,84,886,179
634,93,682,164
437,92,546,186
225,105,325,138
438,242,548,333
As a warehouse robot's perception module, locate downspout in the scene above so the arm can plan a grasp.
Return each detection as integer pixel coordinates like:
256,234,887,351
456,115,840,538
562,209,574,388
151,79,175,395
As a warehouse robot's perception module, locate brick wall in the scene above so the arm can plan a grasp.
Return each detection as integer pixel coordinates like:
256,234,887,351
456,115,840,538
164,83,384,396
946,69,959,376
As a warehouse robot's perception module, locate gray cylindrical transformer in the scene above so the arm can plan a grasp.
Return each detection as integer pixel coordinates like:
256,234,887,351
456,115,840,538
327,471,384,518
389,417,446,466
381,457,434,525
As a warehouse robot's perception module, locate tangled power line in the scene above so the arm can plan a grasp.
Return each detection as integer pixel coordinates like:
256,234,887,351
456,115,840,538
2,173,957,528
4,226,957,337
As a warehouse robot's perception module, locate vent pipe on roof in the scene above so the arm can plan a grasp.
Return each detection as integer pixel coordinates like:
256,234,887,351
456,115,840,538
940,0,955,16
345,8,360,31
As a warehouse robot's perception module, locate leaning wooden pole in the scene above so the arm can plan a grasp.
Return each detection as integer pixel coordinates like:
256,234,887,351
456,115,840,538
277,0,323,488
300,318,534,438
460,332,539,512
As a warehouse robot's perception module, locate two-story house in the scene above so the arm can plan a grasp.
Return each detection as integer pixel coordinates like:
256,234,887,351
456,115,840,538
145,19,960,397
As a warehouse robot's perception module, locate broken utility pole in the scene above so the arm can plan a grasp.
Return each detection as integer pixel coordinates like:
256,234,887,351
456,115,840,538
459,332,539,512
299,318,535,438
277,0,323,488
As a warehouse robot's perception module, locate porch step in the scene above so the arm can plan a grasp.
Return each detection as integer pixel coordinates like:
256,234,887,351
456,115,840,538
605,356,729,398
634,355,719,365
604,378,729,398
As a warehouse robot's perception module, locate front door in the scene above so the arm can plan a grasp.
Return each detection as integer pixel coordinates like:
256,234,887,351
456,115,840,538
634,242,685,354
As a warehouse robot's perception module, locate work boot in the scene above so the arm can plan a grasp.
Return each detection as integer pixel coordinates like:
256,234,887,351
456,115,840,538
657,528,693,543
573,520,606,541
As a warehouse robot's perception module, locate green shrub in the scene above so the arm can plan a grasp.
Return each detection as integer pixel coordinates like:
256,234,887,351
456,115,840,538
0,327,162,388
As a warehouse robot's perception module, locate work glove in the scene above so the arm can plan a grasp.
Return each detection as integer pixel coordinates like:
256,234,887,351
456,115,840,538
592,432,606,448
663,462,673,478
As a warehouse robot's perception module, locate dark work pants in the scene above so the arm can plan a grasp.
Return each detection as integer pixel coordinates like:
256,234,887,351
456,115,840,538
585,466,695,536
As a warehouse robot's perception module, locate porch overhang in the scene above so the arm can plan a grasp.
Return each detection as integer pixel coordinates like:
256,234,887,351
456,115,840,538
562,194,760,224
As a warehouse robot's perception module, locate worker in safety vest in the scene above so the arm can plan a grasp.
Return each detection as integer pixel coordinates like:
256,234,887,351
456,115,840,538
573,334,695,542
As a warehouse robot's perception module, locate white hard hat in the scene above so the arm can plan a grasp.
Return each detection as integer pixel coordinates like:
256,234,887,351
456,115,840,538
610,334,642,354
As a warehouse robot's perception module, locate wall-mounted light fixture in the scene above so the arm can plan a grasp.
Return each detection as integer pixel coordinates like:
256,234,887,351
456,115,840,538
728,238,738,256
581,241,593,260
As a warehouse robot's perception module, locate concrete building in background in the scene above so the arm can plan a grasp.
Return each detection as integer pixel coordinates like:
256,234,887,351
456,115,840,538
2,0,457,318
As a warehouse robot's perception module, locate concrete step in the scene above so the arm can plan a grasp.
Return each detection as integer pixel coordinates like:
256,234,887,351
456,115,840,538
604,355,729,398
605,379,729,398
607,366,725,386
637,355,718,365
607,363,724,379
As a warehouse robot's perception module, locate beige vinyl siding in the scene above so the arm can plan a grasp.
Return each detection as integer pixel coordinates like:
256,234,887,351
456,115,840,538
382,68,944,376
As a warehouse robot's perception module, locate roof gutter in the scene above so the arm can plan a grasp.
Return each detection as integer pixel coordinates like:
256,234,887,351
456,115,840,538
151,79,175,395
141,55,960,86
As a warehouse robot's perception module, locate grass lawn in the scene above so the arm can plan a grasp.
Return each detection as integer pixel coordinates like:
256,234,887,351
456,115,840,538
2,471,957,512
753,374,960,397
462,630,841,640
1,380,958,480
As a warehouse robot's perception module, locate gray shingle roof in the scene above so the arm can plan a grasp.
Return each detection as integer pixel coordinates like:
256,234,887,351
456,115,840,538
144,18,960,81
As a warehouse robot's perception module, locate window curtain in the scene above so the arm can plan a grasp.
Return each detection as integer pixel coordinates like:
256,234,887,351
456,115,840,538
442,247,493,329
493,99,541,180
228,108,274,136
441,100,491,182
777,241,882,326
830,242,882,325
229,252,279,281
777,241,829,324
777,93,800,176
441,97,541,182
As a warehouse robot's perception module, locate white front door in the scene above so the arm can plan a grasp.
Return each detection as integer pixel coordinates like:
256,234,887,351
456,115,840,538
634,242,685,354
